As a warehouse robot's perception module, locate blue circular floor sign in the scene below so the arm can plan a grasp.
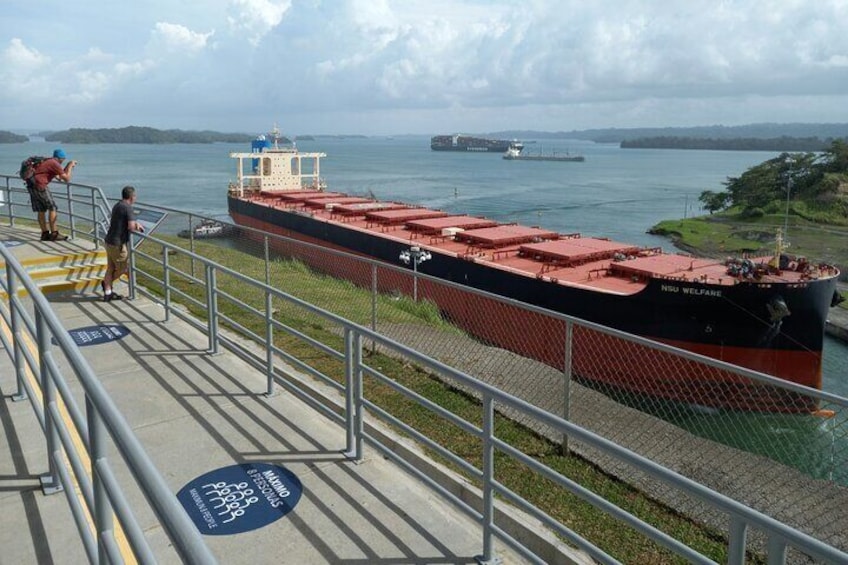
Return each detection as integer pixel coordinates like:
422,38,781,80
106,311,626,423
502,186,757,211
177,463,303,535
53,325,130,347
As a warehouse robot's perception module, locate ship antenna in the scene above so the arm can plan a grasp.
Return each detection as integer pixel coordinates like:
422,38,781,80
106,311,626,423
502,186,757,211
270,123,282,149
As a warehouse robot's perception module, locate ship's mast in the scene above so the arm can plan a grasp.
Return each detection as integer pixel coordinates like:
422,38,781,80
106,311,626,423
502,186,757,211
270,123,282,150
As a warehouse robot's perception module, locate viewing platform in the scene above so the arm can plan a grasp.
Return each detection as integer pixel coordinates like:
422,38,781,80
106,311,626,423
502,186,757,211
0,227,562,564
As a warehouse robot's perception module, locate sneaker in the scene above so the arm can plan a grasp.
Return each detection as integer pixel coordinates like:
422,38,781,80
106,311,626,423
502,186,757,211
40,231,51,241
108,293,124,302
49,231,68,241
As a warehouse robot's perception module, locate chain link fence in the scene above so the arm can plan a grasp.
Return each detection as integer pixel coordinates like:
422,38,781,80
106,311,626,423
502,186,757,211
131,204,848,560
4,174,842,561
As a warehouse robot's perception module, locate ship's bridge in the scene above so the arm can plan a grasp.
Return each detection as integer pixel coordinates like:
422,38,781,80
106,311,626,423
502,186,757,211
230,147,326,196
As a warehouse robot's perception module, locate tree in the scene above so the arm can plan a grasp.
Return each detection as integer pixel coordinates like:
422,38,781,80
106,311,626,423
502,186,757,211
698,190,731,214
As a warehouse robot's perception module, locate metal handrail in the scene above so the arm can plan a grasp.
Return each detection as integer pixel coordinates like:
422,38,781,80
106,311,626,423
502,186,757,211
0,220,216,564
2,174,845,562
0,175,112,244
129,230,848,564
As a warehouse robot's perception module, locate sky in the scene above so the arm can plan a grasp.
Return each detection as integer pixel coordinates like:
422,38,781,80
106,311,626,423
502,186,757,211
2,0,847,136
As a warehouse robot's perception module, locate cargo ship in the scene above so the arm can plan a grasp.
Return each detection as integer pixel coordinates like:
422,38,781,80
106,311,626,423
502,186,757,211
431,134,519,152
503,145,585,162
228,129,841,413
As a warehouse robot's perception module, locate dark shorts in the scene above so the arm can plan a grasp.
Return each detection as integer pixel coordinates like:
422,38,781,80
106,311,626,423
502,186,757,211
27,183,57,213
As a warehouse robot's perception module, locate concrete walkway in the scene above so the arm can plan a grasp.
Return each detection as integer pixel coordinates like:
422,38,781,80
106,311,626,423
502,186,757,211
0,232,560,563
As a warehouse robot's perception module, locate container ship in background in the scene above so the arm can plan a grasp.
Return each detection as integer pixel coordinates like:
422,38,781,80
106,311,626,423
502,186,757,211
228,129,842,413
431,134,520,152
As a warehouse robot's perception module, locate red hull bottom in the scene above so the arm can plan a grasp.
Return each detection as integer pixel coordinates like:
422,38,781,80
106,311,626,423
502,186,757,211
232,211,821,413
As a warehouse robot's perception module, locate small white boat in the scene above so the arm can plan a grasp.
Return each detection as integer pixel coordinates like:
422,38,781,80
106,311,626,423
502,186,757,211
178,219,235,239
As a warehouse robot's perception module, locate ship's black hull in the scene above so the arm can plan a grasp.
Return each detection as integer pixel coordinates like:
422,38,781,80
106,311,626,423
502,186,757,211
431,145,510,152
229,196,837,411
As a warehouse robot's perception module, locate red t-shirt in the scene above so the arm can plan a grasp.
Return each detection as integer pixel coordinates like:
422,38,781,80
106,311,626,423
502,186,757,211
31,158,65,189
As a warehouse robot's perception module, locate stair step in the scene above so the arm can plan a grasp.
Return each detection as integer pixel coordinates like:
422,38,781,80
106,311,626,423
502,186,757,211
0,249,108,299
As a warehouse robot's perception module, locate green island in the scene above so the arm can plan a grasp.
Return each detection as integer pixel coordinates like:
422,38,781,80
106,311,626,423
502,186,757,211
0,130,28,143
650,140,848,298
43,126,256,144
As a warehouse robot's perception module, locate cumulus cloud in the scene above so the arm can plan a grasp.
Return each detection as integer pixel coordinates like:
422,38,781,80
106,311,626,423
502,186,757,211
150,22,214,54
0,39,53,101
227,0,292,46
1,0,847,133
2,37,49,68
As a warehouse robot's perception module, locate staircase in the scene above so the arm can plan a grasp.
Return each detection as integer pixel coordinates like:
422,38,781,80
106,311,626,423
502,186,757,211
0,227,107,299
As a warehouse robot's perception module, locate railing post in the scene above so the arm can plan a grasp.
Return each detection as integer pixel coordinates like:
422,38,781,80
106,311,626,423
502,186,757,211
206,265,219,354
370,264,377,355
7,269,27,402
265,289,274,396
37,310,63,495
727,516,748,565
91,191,100,249
767,535,787,565
128,237,137,300
87,396,113,564
481,394,495,563
66,184,76,239
163,243,171,321
4,181,14,226
188,213,196,280
352,331,363,462
562,320,573,455
343,327,355,457
264,235,271,286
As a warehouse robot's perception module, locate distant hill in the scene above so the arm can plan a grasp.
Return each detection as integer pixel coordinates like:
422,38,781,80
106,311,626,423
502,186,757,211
0,130,29,143
619,136,844,151
43,126,255,144
489,123,848,144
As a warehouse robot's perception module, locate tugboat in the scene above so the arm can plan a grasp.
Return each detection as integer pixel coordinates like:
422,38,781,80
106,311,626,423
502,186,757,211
178,219,236,239
228,126,841,413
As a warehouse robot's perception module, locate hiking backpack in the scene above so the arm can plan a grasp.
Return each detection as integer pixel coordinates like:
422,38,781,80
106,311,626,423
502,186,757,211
19,155,47,181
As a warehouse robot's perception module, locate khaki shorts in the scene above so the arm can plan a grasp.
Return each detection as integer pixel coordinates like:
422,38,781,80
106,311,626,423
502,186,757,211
106,243,128,270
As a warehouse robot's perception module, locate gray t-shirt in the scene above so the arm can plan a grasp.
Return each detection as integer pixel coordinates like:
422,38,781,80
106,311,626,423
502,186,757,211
105,200,132,245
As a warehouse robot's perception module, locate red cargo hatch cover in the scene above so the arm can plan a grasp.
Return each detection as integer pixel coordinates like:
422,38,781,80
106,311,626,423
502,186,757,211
406,215,499,233
520,238,641,265
457,225,558,247
366,208,449,224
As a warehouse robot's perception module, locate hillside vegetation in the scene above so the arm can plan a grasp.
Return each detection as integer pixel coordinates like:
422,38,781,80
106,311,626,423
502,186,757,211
0,130,28,143
492,122,848,144
43,126,255,144
651,140,848,267
620,136,840,151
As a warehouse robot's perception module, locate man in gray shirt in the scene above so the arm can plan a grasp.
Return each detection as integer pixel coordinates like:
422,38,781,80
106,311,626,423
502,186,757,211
102,185,144,301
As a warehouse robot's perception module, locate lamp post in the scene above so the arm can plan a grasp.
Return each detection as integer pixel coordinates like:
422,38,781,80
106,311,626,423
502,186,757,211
399,246,431,301
784,157,794,238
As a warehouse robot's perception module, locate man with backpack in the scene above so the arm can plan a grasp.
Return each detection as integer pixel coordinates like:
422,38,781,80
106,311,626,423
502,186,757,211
25,148,77,241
